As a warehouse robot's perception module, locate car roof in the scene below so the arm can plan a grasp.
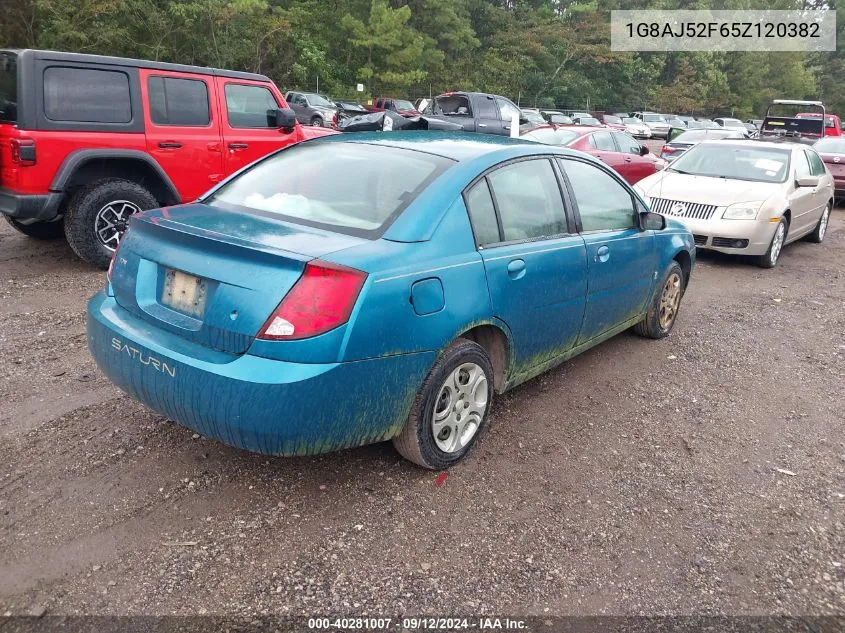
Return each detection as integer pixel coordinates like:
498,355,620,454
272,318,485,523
7,49,270,82
312,131,574,162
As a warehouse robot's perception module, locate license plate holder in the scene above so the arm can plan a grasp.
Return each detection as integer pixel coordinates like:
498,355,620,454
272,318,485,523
162,269,208,318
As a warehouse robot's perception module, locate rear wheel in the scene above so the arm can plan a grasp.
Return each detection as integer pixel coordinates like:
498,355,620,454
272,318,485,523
3,215,64,240
756,217,787,268
806,203,830,244
393,339,493,469
64,178,157,269
634,260,684,339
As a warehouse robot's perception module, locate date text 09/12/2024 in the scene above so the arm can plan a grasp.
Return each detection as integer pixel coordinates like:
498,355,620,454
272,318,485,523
307,617,528,630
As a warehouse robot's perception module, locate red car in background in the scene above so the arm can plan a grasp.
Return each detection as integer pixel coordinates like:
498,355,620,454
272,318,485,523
521,125,665,184
814,137,845,197
796,112,841,137
601,114,628,131
364,97,420,117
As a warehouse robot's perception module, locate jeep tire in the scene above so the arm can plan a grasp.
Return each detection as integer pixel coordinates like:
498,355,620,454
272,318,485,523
3,215,65,240
64,178,158,269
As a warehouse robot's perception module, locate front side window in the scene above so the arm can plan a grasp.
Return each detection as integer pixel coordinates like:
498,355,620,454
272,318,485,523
496,98,521,124
148,76,210,126
208,142,453,238
560,159,636,232
793,151,812,179
463,180,500,246
612,132,641,154
487,159,567,241
806,150,826,176
44,67,131,123
225,84,279,129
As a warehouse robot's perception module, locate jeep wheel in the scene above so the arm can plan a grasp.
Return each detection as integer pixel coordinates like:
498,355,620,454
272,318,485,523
64,178,158,269
3,215,65,240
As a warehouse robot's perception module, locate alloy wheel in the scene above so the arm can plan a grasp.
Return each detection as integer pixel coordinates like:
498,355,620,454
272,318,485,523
95,200,141,250
819,206,830,240
432,362,488,453
770,222,786,266
658,272,682,330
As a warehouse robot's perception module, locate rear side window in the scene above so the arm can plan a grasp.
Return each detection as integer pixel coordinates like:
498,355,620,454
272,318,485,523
589,132,616,151
560,159,636,232
464,180,500,246
487,159,567,241
225,84,279,129
0,52,17,124
208,142,453,238
147,76,210,126
44,67,131,123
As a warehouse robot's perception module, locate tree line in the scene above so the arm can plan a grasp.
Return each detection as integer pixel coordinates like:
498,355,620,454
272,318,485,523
1,0,843,119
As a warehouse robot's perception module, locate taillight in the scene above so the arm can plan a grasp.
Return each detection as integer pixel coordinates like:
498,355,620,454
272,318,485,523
257,260,367,340
10,138,36,166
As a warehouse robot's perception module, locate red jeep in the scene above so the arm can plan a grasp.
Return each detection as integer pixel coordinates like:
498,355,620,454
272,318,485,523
0,49,333,268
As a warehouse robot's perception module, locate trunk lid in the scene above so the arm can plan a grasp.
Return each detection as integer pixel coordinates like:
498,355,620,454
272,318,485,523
820,153,845,177
110,203,367,355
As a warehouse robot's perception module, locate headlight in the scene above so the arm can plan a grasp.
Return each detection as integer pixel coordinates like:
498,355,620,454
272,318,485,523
722,202,763,220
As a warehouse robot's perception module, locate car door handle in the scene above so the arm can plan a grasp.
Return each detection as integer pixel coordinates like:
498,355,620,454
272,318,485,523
624,157,633,162
507,259,526,279
158,142,182,149
228,143,249,150
595,245,610,263
478,123,488,127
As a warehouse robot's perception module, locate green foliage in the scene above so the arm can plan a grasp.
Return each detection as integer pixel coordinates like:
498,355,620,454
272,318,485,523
0,0,838,116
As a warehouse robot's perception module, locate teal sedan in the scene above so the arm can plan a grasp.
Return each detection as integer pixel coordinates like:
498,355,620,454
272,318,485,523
87,132,695,469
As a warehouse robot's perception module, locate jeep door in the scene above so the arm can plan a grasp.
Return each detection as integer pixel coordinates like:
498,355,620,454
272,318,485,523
140,69,225,201
216,78,299,173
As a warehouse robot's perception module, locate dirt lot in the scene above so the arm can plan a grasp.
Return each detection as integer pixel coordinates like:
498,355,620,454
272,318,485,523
1,205,844,618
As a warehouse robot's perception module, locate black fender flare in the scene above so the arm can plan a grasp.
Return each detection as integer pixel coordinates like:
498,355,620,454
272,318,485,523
50,149,180,204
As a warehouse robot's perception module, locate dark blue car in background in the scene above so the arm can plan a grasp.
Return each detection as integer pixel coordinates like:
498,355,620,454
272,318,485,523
87,132,695,469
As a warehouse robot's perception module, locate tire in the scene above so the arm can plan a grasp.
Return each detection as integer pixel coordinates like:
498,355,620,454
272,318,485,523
310,115,323,127
755,217,787,269
634,260,685,339
3,215,64,240
392,339,494,469
64,178,158,269
806,203,831,244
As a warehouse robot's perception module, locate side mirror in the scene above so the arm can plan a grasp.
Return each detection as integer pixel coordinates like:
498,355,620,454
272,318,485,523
639,210,666,231
796,175,820,188
275,108,297,133
639,145,649,156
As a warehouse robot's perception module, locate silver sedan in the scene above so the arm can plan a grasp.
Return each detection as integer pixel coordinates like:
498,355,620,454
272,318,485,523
634,140,834,267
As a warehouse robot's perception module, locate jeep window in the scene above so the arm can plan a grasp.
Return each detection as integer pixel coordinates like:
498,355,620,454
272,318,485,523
225,84,279,129
0,52,16,124
148,76,210,126
44,67,132,123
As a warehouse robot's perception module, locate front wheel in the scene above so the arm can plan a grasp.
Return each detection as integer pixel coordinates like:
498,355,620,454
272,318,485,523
806,203,830,244
634,260,685,339
393,339,494,469
3,215,64,239
64,178,158,269
310,115,323,127
756,217,787,268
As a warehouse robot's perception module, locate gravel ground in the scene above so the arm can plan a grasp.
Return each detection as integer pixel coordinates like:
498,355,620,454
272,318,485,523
0,203,844,618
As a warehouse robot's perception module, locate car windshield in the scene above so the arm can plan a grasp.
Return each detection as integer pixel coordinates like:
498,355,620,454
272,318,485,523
643,114,665,123
207,142,453,237
673,130,739,143
578,117,601,126
669,144,790,183
393,99,415,111
305,93,334,107
604,115,621,124
340,102,366,111
549,114,571,124
622,117,639,124
0,52,16,124
814,137,845,153
522,128,579,145
720,119,745,128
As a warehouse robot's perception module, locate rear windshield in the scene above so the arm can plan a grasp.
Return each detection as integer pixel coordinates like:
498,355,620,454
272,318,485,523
207,142,454,238
0,52,17,124
604,115,621,124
